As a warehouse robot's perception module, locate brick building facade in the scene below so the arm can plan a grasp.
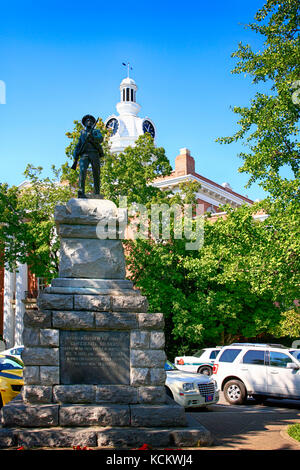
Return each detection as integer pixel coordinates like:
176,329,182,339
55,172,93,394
153,148,253,213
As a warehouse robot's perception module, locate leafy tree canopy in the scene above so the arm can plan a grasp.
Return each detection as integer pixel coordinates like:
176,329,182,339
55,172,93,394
125,199,299,357
217,0,300,206
0,165,73,281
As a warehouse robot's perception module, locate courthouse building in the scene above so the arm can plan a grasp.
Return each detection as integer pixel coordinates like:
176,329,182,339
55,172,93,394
0,74,253,348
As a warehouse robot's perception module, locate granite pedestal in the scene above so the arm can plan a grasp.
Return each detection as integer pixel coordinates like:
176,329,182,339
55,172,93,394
0,198,212,448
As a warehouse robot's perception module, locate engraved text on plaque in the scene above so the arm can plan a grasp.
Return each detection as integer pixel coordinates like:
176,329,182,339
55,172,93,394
60,331,130,384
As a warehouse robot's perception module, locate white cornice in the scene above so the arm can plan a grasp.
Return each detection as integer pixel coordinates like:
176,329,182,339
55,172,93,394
153,174,251,207
18,180,32,189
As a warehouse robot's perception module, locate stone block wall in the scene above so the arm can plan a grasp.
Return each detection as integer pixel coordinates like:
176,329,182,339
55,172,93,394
20,295,168,409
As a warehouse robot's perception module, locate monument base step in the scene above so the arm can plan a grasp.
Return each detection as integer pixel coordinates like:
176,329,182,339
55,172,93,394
0,416,213,449
1,396,188,429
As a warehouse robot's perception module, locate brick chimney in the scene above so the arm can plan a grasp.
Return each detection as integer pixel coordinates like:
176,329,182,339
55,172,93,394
174,148,195,176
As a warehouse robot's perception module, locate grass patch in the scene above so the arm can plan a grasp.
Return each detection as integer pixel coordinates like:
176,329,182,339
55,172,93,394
287,424,300,442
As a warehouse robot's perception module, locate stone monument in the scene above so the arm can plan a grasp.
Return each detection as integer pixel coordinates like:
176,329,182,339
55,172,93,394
0,197,212,449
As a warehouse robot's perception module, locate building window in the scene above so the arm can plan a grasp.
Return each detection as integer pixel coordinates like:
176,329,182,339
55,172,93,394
126,88,130,101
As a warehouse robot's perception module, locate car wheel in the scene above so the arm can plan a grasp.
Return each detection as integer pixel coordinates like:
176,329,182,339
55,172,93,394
223,380,247,405
198,366,212,376
0,394,3,409
252,395,267,404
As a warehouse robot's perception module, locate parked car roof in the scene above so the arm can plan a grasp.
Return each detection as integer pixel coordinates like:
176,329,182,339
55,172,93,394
229,343,287,349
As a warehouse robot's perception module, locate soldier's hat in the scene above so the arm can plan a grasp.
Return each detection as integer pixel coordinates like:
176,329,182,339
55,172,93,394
82,114,96,126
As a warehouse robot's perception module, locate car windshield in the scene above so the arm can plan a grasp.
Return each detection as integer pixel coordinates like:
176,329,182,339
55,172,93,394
0,355,23,370
11,347,23,355
165,360,178,371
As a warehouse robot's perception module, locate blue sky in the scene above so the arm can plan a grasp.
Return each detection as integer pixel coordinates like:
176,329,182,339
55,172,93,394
1,0,268,200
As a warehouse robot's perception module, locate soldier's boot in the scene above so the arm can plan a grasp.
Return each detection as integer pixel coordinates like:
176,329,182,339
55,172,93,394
77,190,87,198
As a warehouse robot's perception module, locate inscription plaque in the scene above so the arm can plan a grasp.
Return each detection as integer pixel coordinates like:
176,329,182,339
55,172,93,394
60,330,130,385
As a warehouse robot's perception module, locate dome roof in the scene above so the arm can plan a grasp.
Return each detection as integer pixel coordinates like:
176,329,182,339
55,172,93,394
120,77,136,87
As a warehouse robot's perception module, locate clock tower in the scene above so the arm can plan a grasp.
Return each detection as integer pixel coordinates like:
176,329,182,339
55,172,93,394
105,74,156,153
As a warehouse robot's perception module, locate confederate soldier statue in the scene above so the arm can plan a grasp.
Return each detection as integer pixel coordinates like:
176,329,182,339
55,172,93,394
71,114,104,198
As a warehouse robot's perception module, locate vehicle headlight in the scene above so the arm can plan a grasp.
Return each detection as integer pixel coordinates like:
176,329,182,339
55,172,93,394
212,380,218,391
182,383,195,392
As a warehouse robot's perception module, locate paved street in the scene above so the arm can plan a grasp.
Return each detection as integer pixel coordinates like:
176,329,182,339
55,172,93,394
188,392,300,450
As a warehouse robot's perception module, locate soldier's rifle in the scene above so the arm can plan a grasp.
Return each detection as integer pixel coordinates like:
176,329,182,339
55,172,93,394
71,118,99,170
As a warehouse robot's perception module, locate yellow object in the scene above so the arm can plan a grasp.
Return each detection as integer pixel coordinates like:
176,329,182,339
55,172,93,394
0,355,24,406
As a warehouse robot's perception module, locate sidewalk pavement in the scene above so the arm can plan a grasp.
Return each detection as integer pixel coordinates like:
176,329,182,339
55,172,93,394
188,395,300,450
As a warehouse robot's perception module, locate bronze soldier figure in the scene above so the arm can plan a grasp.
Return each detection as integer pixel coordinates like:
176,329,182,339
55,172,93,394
71,115,104,198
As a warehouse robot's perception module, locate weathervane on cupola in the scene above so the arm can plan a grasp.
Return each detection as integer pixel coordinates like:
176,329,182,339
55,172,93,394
122,61,133,78
104,63,156,154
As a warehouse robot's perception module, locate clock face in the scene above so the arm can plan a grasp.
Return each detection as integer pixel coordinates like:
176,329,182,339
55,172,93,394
142,120,155,138
106,118,119,135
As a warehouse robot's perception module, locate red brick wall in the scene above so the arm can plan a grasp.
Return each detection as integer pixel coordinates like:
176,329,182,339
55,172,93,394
196,198,219,214
174,149,195,176
27,268,38,297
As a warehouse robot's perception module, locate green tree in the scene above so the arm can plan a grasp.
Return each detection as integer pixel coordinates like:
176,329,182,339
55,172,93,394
272,306,300,338
125,199,299,358
0,165,74,281
0,183,27,271
217,0,300,205
102,134,174,207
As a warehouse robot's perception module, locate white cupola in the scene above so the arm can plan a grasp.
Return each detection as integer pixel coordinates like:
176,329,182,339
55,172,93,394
105,71,156,154
117,77,141,116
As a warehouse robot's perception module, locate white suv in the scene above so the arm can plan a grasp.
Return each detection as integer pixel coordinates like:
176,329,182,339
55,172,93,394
213,343,300,405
